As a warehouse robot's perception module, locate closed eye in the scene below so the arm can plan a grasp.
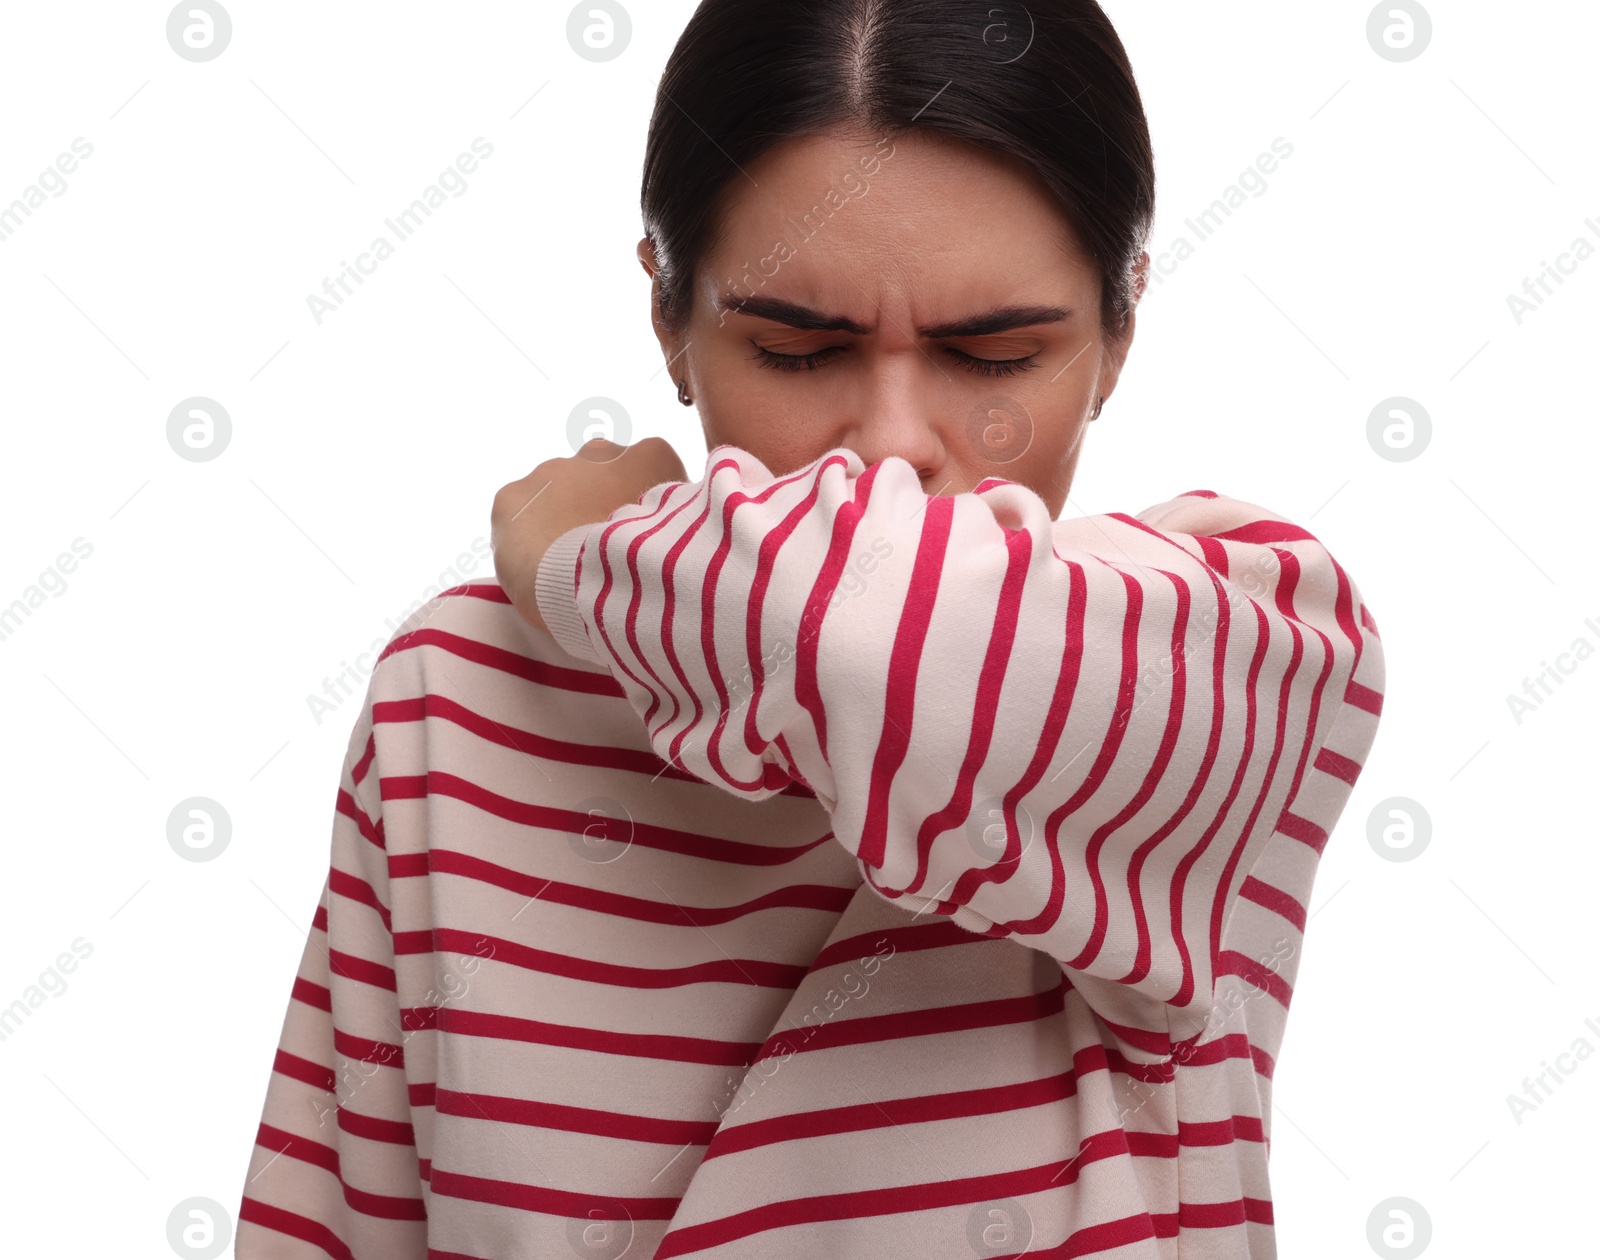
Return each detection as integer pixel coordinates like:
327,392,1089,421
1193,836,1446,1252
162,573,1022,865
748,342,1041,378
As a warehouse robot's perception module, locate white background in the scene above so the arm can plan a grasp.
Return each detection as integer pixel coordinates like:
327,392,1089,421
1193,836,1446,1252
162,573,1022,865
0,1,1595,1256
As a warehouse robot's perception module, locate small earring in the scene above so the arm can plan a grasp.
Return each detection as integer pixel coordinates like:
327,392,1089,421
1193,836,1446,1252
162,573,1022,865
676,378,693,406
1091,394,1105,420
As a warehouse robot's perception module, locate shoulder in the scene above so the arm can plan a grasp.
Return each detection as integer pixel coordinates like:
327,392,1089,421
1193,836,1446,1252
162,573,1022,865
1134,487,1302,539
1130,489,1384,691
363,576,618,701
330,576,634,810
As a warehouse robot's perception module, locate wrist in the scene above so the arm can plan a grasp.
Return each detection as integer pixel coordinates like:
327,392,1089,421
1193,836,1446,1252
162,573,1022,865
534,522,605,663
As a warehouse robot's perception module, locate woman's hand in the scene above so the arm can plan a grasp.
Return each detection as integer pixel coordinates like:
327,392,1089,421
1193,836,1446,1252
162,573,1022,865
490,436,690,633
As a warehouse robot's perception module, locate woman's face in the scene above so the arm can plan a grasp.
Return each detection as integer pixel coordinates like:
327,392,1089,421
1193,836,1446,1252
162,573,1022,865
638,126,1138,517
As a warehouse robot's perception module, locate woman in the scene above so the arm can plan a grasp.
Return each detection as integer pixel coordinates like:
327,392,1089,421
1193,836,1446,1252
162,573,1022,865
238,2,1385,1256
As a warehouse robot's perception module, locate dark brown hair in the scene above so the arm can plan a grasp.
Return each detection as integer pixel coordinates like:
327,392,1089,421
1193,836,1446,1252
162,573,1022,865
640,0,1155,341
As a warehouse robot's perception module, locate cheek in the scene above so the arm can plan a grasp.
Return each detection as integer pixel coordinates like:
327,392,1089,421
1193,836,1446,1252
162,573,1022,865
985,396,1084,468
1015,409,1087,491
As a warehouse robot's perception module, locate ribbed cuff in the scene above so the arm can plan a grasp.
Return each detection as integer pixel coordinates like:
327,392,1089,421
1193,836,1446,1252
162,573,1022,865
534,523,604,664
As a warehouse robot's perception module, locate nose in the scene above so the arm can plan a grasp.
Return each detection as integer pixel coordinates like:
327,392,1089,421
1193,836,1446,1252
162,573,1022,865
838,352,951,490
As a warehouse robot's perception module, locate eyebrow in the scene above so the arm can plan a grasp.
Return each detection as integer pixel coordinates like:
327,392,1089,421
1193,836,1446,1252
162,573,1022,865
716,293,1072,338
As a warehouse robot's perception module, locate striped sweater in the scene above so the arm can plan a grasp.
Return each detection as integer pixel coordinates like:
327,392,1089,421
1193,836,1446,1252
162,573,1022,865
238,443,1385,1259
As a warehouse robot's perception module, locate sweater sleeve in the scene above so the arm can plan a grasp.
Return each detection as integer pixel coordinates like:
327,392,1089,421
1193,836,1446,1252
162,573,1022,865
534,443,1379,1060
236,693,429,1257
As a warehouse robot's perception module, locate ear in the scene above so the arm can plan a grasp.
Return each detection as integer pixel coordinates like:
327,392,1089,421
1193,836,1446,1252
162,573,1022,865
1099,308,1136,402
637,235,686,371
1097,250,1147,406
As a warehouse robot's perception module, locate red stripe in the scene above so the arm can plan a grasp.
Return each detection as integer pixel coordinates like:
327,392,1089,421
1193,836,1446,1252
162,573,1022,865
793,457,887,777
378,625,623,696
372,690,731,790
400,1005,439,1033
333,1029,404,1069
423,846,855,926
1212,520,1318,545
596,484,715,752
378,771,831,868
351,731,377,789
329,948,397,992
1313,744,1363,786
248,1129,427,1221
1096,1013,1183,1057
419,925,809,991
328,866,391,932
1180,1114,1267,1145
239,1198,357,1260
436,1087,719,1146
1050,1212,1169,1255
335,787,384,852
727,457,858,787
704,1069,1079,1160
806,920,987,972
1216,948,1293,1009
859,492,952,872
257,1122,337,1175
389,851,429,879
1346,678,1383,715
1180,1196,1273,1227
1274,809,1330,855
753,986,1064,1062
274,1049,335,1092
292,976,332,1013
341,1184,428,1221
1203,596,1321,1013
1237,876,1306,933
426,1167,679,1220
337,1107,416,1146
654,1131,1135,1258
439,1007,761,1066
899,507,1087,925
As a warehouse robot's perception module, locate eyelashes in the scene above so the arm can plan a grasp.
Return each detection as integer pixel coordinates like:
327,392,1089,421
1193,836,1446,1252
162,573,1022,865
748,342,1042,378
